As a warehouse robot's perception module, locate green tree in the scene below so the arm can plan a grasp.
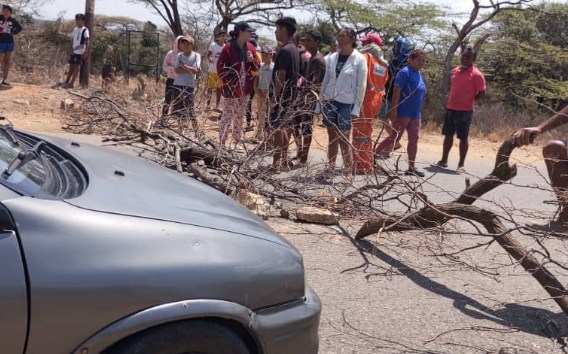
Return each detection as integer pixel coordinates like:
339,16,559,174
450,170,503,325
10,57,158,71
481,3,568,109
309,0,447,41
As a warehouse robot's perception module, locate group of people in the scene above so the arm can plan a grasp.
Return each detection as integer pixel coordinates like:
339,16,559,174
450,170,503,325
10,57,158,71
1,7,91,90
159,17,488,181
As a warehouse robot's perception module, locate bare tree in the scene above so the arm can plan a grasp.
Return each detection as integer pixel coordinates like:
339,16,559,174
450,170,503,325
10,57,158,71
129,0,184,36
5,0,53,12
441,0,533,94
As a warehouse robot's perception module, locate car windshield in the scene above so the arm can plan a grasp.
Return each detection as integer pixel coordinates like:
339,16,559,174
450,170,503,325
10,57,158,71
0,129,87,199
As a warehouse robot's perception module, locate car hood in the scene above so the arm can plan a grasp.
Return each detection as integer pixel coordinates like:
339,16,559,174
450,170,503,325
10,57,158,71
36,133,293,249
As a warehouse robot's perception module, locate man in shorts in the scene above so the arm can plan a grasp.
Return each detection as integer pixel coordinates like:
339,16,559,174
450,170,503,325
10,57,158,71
437,47,486,172
206,30,226,112
0,5,22,87
514,105,568,231
62,14,90,89
269,17,299,172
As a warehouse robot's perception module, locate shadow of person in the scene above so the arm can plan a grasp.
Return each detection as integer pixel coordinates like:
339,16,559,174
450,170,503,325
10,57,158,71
424,164,460,175
351,236,568,341
0,85,14,91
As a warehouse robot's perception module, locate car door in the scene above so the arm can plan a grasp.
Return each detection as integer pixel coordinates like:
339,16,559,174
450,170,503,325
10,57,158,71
0,203,28,354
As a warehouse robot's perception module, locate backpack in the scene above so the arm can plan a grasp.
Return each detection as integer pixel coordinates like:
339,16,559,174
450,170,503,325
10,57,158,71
80,28,87,45
386,36,415,101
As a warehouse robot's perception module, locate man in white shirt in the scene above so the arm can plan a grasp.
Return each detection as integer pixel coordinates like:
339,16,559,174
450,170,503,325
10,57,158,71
205,29,227,111
62,13,90,89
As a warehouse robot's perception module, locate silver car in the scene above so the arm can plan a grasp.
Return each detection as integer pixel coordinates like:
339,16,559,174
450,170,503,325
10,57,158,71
0,123,320,354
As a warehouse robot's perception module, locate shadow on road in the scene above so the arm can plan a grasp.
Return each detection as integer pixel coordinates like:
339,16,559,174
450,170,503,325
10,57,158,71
350,236,568,343
424,164,461,175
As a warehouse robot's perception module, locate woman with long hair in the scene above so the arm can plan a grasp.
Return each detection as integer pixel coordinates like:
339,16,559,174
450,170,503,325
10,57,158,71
217,22,260,147
320,27,368,182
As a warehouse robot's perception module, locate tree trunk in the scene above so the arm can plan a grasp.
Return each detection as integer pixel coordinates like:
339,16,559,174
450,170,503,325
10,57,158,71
80,0,95,88
441,39,461,95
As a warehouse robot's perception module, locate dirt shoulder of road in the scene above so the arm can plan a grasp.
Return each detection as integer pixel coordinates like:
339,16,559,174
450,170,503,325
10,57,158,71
0,82,544,165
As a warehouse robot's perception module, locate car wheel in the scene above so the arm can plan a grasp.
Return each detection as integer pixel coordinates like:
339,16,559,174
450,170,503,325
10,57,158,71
104,320,252,354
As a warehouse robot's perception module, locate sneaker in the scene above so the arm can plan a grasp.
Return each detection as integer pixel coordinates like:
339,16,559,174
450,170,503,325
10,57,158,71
1,81,11,87
61,82,70,89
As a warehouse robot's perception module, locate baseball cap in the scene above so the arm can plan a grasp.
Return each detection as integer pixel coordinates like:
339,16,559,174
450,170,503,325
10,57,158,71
214,29,227,37
261,45,274,55
179,35,194,45
360,33,383,46
234,21,256,32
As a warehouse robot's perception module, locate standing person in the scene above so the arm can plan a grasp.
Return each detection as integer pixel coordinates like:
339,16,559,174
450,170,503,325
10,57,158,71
353,33,389,174
217,21,260,147
320,27,368,182
62,14,90,89
374,49,427,177
324,42,337,64
172,36,201,135
254,45,274,142
158,35,183,124
437,47,486,173
245,32,262,132
268,17,299,172
514,106,568,231
292,29,326,166
0,5,22,87
380,36,415,147
205,30,227,112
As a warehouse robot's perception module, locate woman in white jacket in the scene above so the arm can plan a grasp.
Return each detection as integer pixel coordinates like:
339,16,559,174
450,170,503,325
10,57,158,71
321,27,367,182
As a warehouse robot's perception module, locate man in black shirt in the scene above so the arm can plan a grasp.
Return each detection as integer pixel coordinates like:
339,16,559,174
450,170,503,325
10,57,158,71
269,16,299,172
0,5,22,86
292,29,326,166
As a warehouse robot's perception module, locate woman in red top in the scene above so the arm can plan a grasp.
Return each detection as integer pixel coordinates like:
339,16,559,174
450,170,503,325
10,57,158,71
217,22,260,146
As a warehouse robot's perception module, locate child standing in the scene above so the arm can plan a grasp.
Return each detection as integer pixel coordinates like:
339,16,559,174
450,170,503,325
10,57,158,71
0,5,22,87
159,35,183,123
173,35,201,136
254,45,274,141
62,14,90,89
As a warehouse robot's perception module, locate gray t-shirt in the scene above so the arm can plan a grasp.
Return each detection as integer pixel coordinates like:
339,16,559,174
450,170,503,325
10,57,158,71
258,62,274,91
173,52,201,87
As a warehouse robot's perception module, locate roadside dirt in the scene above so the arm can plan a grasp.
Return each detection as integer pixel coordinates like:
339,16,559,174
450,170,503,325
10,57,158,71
0,82,542,163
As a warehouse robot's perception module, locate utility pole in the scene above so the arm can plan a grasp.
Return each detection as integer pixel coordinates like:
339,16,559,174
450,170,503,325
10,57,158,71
80,0,95,87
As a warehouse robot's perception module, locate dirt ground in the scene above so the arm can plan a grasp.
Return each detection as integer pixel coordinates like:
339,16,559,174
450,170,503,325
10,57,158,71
0,81,541,162
2,82,565,354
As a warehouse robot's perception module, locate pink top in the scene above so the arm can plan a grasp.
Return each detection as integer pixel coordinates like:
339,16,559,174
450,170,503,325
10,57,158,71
447,65,486,111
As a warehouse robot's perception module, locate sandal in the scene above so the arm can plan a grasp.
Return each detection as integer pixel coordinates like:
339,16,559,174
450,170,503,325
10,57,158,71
405,169,425,177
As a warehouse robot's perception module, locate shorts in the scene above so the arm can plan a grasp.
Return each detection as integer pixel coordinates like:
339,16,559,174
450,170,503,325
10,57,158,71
442,109,474,140
207,72,222,89
172,85,196,120
323,100,354,131
69,54,84,65
0,42,14,53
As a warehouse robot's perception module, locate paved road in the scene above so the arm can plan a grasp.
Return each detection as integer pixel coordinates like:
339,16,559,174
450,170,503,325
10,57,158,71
271,146,568,353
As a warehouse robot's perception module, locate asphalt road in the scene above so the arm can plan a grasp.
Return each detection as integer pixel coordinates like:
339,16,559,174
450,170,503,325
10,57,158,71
269,147,568,354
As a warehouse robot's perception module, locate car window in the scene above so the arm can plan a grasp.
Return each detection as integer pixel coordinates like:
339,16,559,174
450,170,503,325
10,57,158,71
0,134,46,196
0,130,87,199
